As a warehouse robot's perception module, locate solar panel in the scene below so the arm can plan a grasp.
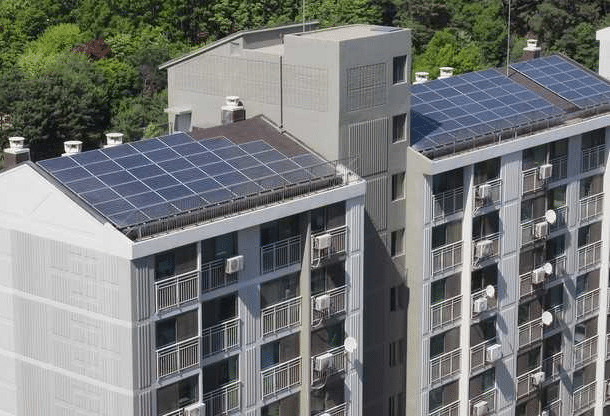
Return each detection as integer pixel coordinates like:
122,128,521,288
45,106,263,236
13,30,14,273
53,166,91,182
98,171,135,186
85,160,122,176
38,157,78,172
214,146,246,160
239,140,272,153
200,137,233,150
71,150,108,164
171,167,207,183
131,138,166,152
113,181,151,197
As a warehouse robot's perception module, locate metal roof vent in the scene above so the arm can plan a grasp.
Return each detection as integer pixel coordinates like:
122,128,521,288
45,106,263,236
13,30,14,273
63,140,82,156
439,67,454,79
221,96,246,125
8,137,25,149
3,136,30,168
414,72,429,84
105,132,124,148
522,39,541,60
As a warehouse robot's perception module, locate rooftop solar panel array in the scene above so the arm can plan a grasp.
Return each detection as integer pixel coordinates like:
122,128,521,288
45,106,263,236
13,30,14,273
37,133,328,229
510,55,610,109
411,68,564,152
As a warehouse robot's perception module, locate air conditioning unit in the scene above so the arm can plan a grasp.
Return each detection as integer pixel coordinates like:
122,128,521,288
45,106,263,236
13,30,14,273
531,371,545,386
473,297,488,314
314,352,333,372
485,343,503,363
183,403,205,416
540,411,550,416
534,221,548,239
472,401,489,416
538,163,553,180
314,233,332,250
531,267,546,284
475,240,493,259
225,255,244,274
477,184,492,200
314,294,331,311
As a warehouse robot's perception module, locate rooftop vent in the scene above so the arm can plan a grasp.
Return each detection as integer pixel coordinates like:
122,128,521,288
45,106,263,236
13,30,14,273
522,39,541,60
63,140,82,156
414,72,429,84
3,136,30,168
439,67,454,79
104,132,124,148
8,137,25,150
221,96,246,125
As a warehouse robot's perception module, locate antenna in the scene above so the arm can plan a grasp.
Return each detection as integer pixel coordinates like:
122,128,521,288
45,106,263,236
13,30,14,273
506,0,511,76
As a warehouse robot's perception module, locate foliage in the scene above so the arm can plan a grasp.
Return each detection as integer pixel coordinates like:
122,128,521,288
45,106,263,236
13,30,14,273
110,91,168,142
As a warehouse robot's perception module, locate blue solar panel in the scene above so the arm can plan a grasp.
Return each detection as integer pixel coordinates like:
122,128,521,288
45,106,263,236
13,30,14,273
228,155,260,169
200,162,234,176
113,181,151,197
127,192,164,207
257,176,287,189
38,157,78,172
172,167,207,183
159,158,194,172
215,171,248,186
53,166,91,182
71,150,107,165
157,184,194,200
81,188,120,204
202,189,233,204
98,171,135,186
95,198,135,215
243,165,274,179
201,137,233,150
142,174,179,189
187,152,221,166
173,142,207,156
115,154,151,169
86,160,122,176
141,202,179,218
292,154,323,167
66,176,106,193
214,146,246,160
131,138,166,152
108,209,149,227
172,195,205,210
239,140,272,153
129,164,165,178
160,132,193,146
187,178,221,193
230,182,262,196
101,144,137,159
145,148,180,163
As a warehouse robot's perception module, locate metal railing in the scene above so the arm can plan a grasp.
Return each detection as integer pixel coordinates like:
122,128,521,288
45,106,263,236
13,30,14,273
202,317,240,358
311,347,346,384
575,288,599,320
472,233,500,267
314,403,347,416
579,193,604,222
542,400,561,416
542,352,563,381
432,241,463,275
518,255,566,298
311,226,347,266
429,348,461,384
581,144,606,173
430,294,461,330
470,338,497,372
577,241,602,272
432,187,464,220
516,366,542,399
202,381,240,416
155,270,199,312
261,236,301,274
549,255,567,279
573,381,596,413
202,258,236,293
521,215,549,246
429,401,459,416
261,356,301,398
607,333,610,358
574,336,598,368
544,304,564,332
550,155,568,181
522,166,545,194
157,336,200,378
261,297,301,336
518,317,542,348
312,286,346,324
550,205,568,232
469,389,496,415
473,178,502,210
471,286,497,318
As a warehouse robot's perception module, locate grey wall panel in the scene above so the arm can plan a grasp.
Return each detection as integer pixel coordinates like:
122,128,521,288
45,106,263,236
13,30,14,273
364,176,388,231
422,282,430,335
136,390,153,416
136,324,152,389
498,254,517,308
423,176,432,225
282,64,329,112
132,258,153,321
239,285,259,346
498,307,516,359
496,356,515,411
423,225,431,278
348,253,362,312
501,152,521,202
501,202,520,255
244,347,257,407
347,196,364,254
348,117,389,177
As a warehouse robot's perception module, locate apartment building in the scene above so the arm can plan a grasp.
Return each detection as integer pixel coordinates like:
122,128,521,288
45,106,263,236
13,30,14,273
161,24,412,416
0,117,365,416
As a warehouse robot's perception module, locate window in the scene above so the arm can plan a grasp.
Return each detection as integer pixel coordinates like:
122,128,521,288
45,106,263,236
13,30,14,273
157,375,199,416
391,229,404,256
392,114,407,143
260,215,299,245
390,285,405,311
156,310,198,348
203,233,236,263
388,392,405,416
155,243,197,280
202,356,238,393
392,172,405,200
393,55,407,84
389,338,405,367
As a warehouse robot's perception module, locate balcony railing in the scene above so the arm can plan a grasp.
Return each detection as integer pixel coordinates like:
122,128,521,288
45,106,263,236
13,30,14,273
518,317,542,348
311,347,346,384
544,304,564,332
155,270,199,312
522,166,546,194
432,241,463,276
202,258,236,293
157,336,200,378
550,205,568,232
581,144,606,173
516,366,542,399
575,288,599,320
429,401,459,416
471,286,497,318
543,400,561,416
574,336,597,368
579,193,604,223
432,187,464,221
472,233,500,267
261,236,301,274
607,333,610,358
542,352,563,382
430,294,461,331
311,226,347,266
578,241,602,272
261,297,301,336
550,155,568,181
521,215,552,246
312,286,346,324
429,348,461,384
261,356,301,398
573,381,596,413
518,255,567,298
473,179,502,211
202,317,240,358
202,381,240,416
469,389,496,415
470,338,497,372
314,403,347,416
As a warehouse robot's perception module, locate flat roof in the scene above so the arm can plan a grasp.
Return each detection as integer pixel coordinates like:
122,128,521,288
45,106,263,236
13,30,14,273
290,25,406,42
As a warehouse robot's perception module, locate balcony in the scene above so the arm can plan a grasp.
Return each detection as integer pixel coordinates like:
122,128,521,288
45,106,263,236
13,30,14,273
429,401,459,416
550,155,568,181
471,286,497,319
581,144,606,173
573,336,597,368
311,226,347,267
202,381,240,415
469,389,496,416
261,356,301,398
577,241,602,272
542,400,561,416
429,348,461,384
470,338,498,372
518,317,542,348
430,294,461,331
516,366,542,399
314,403,347,416
542,352,563,382
472,233,500,268
432,241,463,276
522,166,548,194
202,258,237,293
544,304,564,333
549,205,568,232
575,289,599,320
156,336,200,379
261,297,301,337
579,193,604,223
202,317,240,359
261,236,301,274
432,187,464,221
311,286,346,324
521,216,552,246
155,270,199,312
311,347,346,384
473,179,502,211
573,381,596,413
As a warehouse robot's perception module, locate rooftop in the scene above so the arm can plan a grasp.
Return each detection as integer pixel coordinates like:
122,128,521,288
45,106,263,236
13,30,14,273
291,25,406,42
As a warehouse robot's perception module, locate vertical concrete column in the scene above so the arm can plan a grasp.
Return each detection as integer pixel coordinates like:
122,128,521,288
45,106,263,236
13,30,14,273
300,213,312,416
459,166,474,416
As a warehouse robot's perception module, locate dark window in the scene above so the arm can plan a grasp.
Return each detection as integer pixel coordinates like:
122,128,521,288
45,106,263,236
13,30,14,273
392,172,405,200
202,356,238,393
156,375,198,415
155,243,197,280
392,114,407,143
391,229,404,256
261,215,299,245
260,273,299,308
202,232,236,263
393,55,407,84
155,310,198,348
